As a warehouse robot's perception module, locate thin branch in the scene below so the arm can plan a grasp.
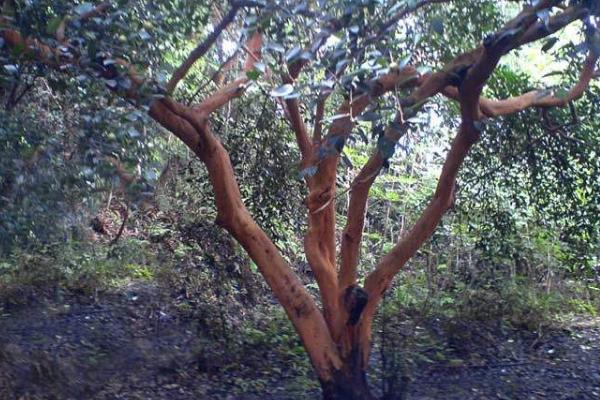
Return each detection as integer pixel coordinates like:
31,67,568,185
442,52,599,118
194,31,262,116
186,48,241,106
313,97,327,143
110,203,129,246
166,3,241,94
285,98,312,160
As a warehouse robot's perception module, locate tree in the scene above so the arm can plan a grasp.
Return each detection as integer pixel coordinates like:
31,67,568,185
2,0,599,398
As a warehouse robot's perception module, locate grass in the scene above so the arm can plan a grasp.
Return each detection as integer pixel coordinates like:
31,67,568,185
386,268,599,329
0,238,161,305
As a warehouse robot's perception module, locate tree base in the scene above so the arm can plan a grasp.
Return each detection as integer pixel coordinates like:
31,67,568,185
320,369,375,400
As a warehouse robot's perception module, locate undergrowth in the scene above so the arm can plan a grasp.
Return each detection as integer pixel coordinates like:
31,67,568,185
0,227,597,397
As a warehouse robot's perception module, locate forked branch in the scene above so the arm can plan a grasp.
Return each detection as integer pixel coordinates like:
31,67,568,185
166,3,241,93
194,31,262,116
443,52,599,118
1,16,343,381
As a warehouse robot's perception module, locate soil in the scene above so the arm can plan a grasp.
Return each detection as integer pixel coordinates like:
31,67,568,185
0,284,598,400
407,316,600,400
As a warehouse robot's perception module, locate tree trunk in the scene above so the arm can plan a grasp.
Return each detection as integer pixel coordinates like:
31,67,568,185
320,345,375,400
321,368,374,400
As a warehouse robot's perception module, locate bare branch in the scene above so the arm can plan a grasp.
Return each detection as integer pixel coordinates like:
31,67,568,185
313,97,327,143
301,67,420,340
286,98,312,160
442,52,599,118
166,4,241,94
194,31,262,116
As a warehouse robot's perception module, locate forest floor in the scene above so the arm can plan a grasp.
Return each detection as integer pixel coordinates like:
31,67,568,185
0,282,599,400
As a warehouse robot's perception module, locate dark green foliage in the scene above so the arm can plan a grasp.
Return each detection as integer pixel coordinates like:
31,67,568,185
459,61,600,275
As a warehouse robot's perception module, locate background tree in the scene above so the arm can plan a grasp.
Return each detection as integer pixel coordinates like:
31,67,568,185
1,0,599,399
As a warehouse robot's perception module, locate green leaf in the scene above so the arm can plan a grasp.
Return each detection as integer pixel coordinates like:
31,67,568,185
246,69,261,80
105,79,118,89
138,30,151,41
266,42,285,53
2,0,15,17
377,135,396,160
431,18,444,35
535,88,553,100
46,16,63,35
336,59,349,74
536,9,550,27
11,42,24,56
324,113,350,122
554,87,569,100
358,112,380,122
341,153,353,168
253,62,266,73
328,135,346,153
285,46,302,63
387,3,403,17
541,37,559,53
74,3,95,16
399,54,412,68
3,64,17,75
270,84,294,97
128,127,140,138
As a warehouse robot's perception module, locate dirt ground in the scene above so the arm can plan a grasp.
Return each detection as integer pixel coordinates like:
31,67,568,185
408,316,600,400
1,284,599,400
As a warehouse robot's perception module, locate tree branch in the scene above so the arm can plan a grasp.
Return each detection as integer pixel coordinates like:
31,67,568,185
166,3,241,94
338,120,410,291
1,23,343,381
361,0,550,303
194,31,262,116
301,67,420,339
313,96,327,143
149,97,342,380
443,52,599,118
358,118,480,356
285,97,312,160
516,5,589,48
346,0,578,364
